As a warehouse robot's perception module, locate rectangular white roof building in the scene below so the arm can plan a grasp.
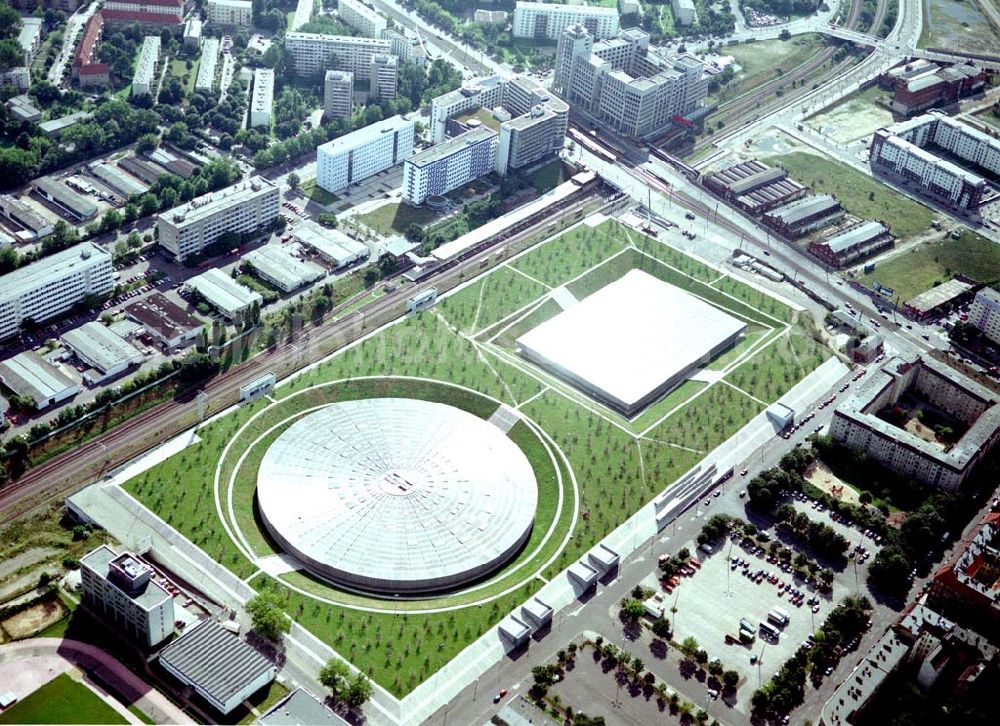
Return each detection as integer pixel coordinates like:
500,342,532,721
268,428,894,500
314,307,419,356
131,36,161,97
293,222,369,268
185,268,263,320
316,115,414,193
513,1,620,40
0,351,79,409
62,322,144,381
243,245,326,293
250,68,274,130
517,269,746,415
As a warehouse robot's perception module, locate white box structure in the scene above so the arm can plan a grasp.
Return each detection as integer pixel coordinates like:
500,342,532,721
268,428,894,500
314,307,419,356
316,115,414,193
207,0,252,27
403,127,499,205
250,67,274,129
156,177,280,262
513,1,620,40
0,242,113,341
243,245,326,293
80,545,174,648
195,37,220,93
516,270,746,415
185,268,263,320
368,52,398,100
131,36,161,97
671,0,697,26
284,31,392,78
324,70,353,119
338,0,387,37
0,351,79,409
61,321,144,381
293,222,369,268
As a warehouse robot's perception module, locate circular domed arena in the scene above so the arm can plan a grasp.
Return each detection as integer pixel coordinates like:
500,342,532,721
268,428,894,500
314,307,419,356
256,398,538,594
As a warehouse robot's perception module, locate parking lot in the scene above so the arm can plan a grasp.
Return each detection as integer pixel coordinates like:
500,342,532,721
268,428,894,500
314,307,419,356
666,537,851,688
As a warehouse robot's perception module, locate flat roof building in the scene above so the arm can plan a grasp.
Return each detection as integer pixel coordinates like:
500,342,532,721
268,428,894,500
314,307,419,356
337,0,387,38
258,688,348,725
125,292,204,350
80,545,174,648
38,111,92,139
183,17,203,48
185,268,263,320
808,221,893,268
969,287,1000,346
290,0,315,31
323,70,353,119
703,160,807,215
671,0,696,26
0,195,54,240
131,36,161,97
293,222,369,268
207,0,252,27
61,321,144,381
250,68,275,130
0,242,113,341
904,278,974,320
517,269,746,415
316,115,415,193
6,94,41,123
368,52,398,101
195,37,220,93
0,351,79,409
513,1,620,40
762,194,843,238
284,31,393,78
102,0,184,25
158,619,275,714
403,127,499,205
89,162,149,198
33,178,98,221
243,245,326,293
156,176,280,262
830,355,1000,491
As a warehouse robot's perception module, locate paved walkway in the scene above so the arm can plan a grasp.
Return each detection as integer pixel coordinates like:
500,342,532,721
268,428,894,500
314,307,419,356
0,638,192,724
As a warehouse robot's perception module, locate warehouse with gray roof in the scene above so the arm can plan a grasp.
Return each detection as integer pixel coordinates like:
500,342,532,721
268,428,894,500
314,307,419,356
258,688,347,725
61,322,144,382
242,245,325,293
89,162,149,198
158,619,275,714
0,195,54,240
808,221,893,268
762,194,843,238
125,293,203,350
703,160,807,215
0,351,80,409
185,268,263,320
293,223,369,269
33,178,99,221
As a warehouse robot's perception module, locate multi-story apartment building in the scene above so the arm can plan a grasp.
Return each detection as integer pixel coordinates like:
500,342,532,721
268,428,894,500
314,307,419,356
80,545,174,648
403,127,500,204
72,12,109,88
554,25,708,138
18,17,42,67
207,0,253,27
316,115,415,193
284,31,393,78
830,355,1000,491
131,36,160,97
969,287,1000,345
671,0,697,26
368,53,398,101
156,177,280,262
337,0,387,37
429,74,568,174
0,242,113,341
512,1,620,40
102,0,184,25
195,37,220,93
928,511,1000,628
250,67,275,129
324,69,353,119
869,112,999,210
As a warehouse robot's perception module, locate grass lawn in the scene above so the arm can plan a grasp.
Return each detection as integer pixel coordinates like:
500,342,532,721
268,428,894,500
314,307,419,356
764,151,935,239
858,230,1000,302
356,202,443,235
725,323,829,403
300,178,338,206
529,160,570,194
439,266,549,334
719,35,828,103
169,58,198,94
0,673,127,725
976,110,1000,131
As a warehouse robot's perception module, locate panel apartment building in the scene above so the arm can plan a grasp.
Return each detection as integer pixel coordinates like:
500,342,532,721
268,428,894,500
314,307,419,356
0,242,113,341
869,111,1000,210
512,1,620,40
969,287,1000,345
429,74,568,174
324,70,353,118
337,0,387,37
207,0,253,28
553,25,708,138
102,0,184,25
403,127,500,204
830,355,1000,491
156,177,280,262
250,68,275,129
80,545,174,648
131,36,161,97
284,31,393,79
316,115,415,193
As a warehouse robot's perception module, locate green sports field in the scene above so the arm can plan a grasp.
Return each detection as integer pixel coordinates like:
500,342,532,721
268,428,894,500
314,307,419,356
123,218,830,696
0,674,127,725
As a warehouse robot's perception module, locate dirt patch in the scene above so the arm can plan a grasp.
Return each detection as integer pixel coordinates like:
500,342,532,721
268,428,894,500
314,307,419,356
805,461,861,505
0,548,61,581
903,418,947,450
1,598,68,640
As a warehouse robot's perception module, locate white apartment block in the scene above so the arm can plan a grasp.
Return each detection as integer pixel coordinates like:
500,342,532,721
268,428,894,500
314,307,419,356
554,25,708,138
338,0,387,38
250,67,275,129
80,545,174,648
131,36,161,97
324,70,353,118
369,53,398,100
103,0,184,23
18,17,43,66
513,1,620,40
430,74,507,143
671,0,697,26
316,115,415,193
0,242,113,341
970,287,1000,345
284,31,393,78
156,177,280,262
403,127,500,205
830,355,1000,491
207,0,252,27
195,37,220,93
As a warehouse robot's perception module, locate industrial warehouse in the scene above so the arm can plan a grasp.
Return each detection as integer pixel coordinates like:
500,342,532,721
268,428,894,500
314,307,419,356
703,160,807,215
762,194,844,239
808,221,894,268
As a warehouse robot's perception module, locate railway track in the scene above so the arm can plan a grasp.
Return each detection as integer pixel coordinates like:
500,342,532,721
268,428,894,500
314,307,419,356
0,187,613,525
